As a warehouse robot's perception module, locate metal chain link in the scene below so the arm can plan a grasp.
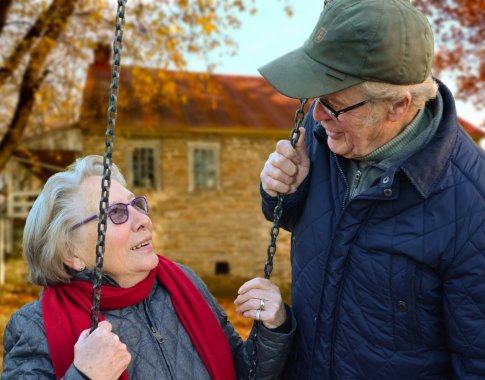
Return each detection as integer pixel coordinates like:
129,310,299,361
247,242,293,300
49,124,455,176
90,0,127,332
248,98,307,380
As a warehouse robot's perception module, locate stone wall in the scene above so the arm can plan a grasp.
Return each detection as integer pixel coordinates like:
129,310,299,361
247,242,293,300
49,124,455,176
83,132,293,286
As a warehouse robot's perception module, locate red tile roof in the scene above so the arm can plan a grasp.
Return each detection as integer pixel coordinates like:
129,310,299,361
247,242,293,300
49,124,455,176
79,61,484,141
79,63,305,137
458,117,485,140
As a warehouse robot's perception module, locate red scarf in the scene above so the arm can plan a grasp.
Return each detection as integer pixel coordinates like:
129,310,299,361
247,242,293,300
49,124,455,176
42,255,235,380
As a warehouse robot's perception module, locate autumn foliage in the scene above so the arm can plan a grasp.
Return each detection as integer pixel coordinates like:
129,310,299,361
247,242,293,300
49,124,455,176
0,0,292,171
413,0,484,109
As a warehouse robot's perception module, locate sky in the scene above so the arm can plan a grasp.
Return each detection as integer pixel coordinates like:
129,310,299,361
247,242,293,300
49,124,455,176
187,1,484,128
187,1,322,76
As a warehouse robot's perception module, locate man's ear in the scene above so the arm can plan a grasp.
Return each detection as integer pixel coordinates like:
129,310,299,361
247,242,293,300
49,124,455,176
388,92,412,122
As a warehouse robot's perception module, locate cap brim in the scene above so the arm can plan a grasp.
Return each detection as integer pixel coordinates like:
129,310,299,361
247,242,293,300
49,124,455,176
258,47,363,99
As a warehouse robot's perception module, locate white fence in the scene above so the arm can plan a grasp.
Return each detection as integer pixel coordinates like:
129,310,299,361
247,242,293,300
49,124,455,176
7,190,40,219
0,190,39,284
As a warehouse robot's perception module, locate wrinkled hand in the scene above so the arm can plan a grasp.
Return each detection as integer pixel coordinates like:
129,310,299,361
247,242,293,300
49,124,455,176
260,127,310,197
73,320,131,380
234,278,287,329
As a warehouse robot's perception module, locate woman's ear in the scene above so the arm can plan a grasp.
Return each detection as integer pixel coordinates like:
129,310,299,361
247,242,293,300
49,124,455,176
388,92,412,122
63,253,86,272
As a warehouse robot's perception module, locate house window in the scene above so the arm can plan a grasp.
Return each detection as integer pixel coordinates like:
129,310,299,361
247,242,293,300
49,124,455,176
132,148,155,188
125,141,161,190
194,149,216,188
188,142,220,191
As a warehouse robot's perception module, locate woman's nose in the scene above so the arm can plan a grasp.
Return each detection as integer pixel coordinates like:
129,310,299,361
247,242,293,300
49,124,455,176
131,207,152,230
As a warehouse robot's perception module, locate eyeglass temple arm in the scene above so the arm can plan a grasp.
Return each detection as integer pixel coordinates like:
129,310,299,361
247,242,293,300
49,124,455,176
70,214,98,231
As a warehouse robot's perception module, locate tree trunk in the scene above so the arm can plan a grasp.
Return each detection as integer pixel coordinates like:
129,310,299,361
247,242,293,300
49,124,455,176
0,0,77,171
0,0,14,36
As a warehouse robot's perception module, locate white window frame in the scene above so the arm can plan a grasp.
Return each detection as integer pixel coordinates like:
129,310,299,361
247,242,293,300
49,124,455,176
125,140,161,191
187,141,220,192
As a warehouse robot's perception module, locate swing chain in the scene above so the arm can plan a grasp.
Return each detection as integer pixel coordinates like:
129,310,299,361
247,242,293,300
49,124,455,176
248,98,307,380
263,99,307,279
90,0,127,332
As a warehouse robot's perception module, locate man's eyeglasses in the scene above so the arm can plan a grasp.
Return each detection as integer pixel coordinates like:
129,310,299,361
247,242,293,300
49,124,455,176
316,97,370,120
70,196,149,231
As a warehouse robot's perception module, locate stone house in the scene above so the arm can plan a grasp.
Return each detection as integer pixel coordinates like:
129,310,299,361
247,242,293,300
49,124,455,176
79,50,303,283
1,48,303,285
1,46,484,286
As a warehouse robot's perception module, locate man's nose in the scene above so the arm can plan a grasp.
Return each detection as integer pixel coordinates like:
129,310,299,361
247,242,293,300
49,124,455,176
313,100,333,122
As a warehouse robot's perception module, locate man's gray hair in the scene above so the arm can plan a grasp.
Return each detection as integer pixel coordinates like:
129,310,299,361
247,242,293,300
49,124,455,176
359,76,439,111
23,155,126,286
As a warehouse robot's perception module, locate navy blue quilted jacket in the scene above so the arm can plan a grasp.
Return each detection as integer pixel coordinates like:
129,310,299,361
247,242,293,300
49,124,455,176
261,82,485,379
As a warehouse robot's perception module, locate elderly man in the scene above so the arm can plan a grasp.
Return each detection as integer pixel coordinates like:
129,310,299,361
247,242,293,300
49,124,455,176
259,0,485,378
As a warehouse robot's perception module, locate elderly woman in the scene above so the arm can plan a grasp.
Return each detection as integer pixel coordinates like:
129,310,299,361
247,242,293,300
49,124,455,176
2,155,295,380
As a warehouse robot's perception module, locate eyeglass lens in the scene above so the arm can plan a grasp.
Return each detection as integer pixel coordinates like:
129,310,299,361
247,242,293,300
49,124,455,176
317,98,337,119
316,97,369,120
108,197,149,224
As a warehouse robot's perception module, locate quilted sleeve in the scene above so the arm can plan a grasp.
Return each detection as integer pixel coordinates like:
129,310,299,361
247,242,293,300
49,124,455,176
236,305,296,380
444,220,485,378
1,302,85,380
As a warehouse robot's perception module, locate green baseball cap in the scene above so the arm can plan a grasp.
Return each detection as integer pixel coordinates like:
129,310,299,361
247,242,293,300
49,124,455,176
258,0,434,99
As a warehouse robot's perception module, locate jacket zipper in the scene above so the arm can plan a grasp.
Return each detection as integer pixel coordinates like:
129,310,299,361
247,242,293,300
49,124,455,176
142,300,175,380
354,170,362,188
334,153,349,209
349,169,362,200
150,325,165,344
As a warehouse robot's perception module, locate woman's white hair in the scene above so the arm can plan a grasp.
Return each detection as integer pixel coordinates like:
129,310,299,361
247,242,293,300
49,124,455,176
23,155,126,286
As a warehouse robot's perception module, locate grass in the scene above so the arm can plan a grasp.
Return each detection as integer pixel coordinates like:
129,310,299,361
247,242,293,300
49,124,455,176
0,257,256,374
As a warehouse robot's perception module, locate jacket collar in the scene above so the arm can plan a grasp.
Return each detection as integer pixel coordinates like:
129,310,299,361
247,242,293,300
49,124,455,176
400,80,458,198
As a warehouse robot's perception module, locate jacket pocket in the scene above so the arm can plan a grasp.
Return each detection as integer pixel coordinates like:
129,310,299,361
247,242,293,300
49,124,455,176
391,255,421,350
